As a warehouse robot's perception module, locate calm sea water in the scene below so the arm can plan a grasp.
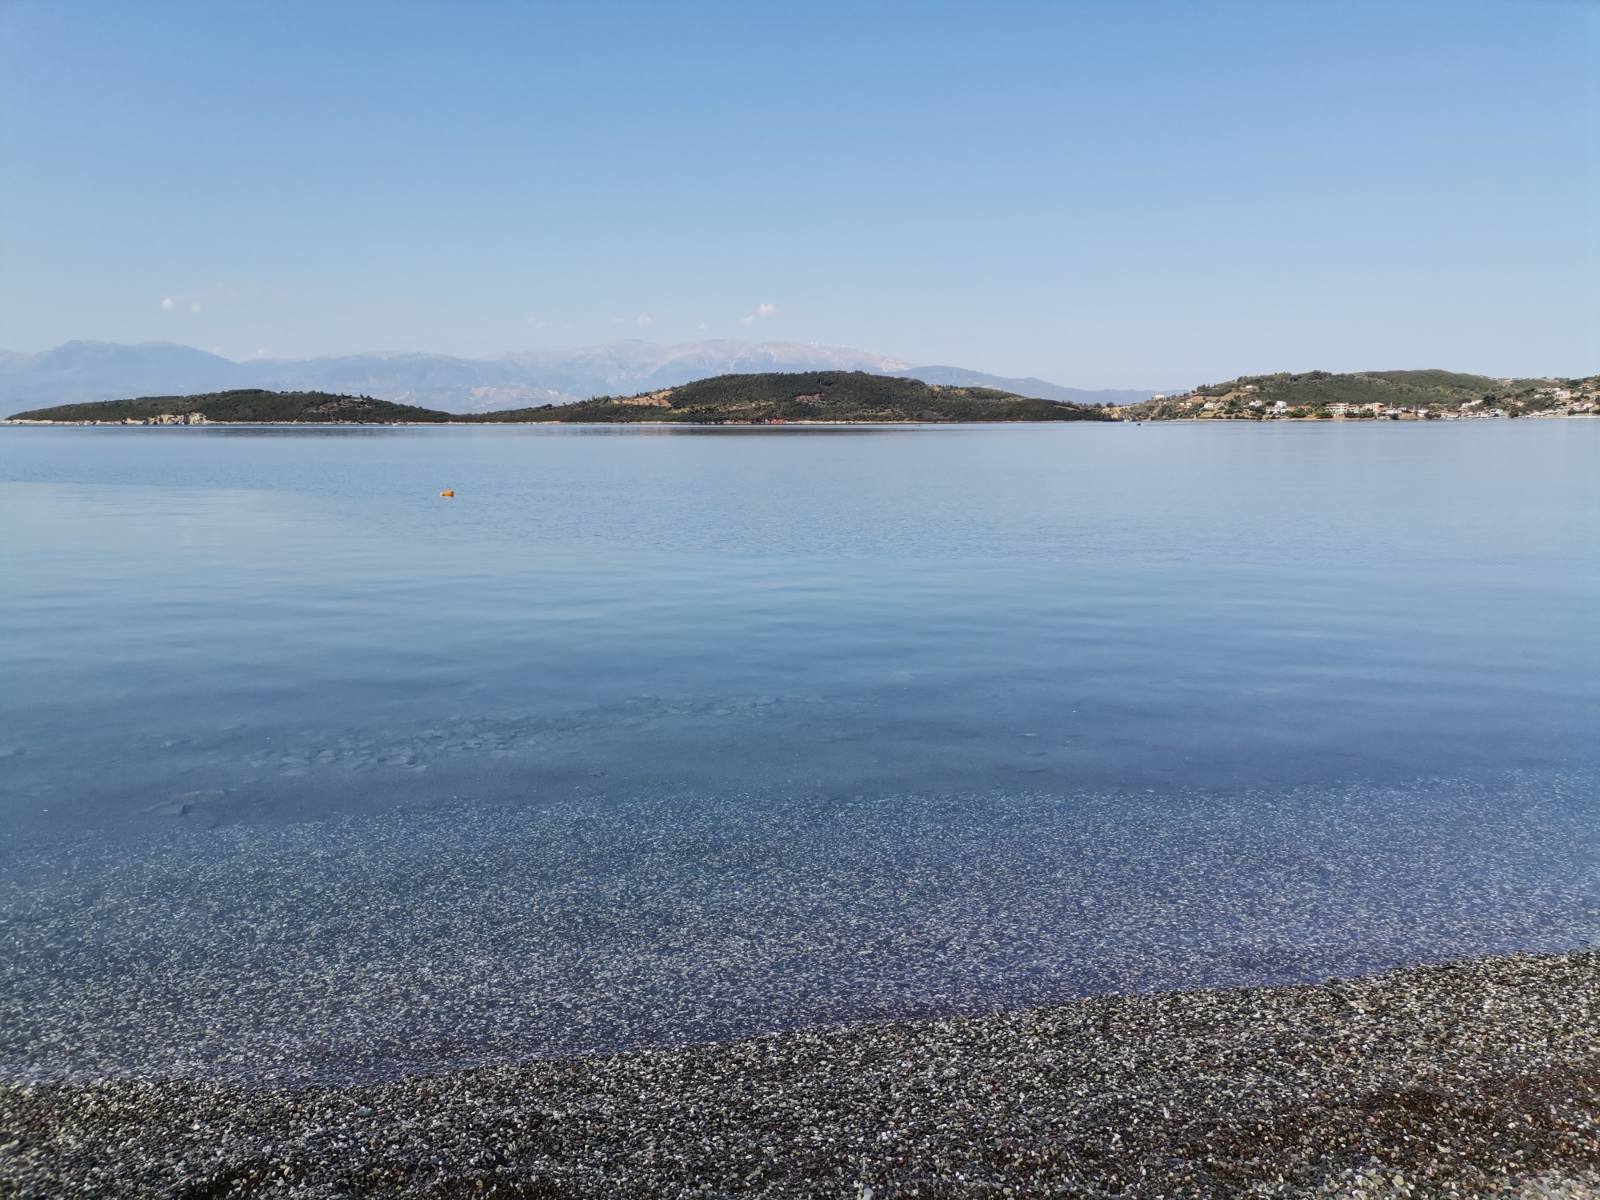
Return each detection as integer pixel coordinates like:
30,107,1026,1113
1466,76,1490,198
2,421,1597,1081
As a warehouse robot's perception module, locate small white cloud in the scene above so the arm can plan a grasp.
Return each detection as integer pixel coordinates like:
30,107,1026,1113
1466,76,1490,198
740,301,778,325
696,321,710,332
252,347,268,358
189,301,202,314
160,297,176,310
527,317,546,329
635,314,654,328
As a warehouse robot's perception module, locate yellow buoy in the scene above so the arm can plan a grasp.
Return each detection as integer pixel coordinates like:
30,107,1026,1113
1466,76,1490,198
440,489,455,498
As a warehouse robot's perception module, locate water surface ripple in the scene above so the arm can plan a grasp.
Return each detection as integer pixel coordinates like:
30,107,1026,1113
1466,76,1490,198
1,422,1595,1080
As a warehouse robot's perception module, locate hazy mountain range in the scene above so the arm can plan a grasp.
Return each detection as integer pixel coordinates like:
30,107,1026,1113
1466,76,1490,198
0,340,1162,414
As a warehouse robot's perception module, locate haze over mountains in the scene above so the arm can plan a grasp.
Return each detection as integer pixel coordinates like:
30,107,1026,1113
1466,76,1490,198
0,340,1161,414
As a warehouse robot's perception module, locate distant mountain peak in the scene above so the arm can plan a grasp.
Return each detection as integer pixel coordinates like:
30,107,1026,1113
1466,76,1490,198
0,339,1160,415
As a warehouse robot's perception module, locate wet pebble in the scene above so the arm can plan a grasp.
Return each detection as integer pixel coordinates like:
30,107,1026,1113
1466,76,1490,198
1,950,1595,1198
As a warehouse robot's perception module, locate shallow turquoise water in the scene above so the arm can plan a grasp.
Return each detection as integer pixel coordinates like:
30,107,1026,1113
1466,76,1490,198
1,420,1596,1079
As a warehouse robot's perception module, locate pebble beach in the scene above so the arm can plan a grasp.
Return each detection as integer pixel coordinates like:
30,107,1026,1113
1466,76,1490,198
3,949,1596,1198
2,775,1598,1197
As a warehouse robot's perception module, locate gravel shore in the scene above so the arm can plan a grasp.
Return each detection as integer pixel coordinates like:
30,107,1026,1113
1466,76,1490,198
3,949,1596,1198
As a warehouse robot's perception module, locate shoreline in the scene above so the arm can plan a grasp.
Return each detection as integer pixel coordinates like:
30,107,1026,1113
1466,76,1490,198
6,412,1597,428
4,948,1596,1198
6,417,1096,428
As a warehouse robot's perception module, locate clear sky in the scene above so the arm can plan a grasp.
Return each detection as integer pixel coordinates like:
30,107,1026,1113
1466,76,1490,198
1,0,1595,386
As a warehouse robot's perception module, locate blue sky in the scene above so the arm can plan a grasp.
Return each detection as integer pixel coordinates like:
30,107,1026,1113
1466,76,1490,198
1,0,1595,386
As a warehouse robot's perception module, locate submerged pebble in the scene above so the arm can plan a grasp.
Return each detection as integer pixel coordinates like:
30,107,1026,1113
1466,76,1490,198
1,770,1595,1086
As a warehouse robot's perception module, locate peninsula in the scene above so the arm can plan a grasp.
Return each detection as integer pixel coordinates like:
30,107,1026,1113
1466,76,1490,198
1113,370,1599,422
4,372,1112,426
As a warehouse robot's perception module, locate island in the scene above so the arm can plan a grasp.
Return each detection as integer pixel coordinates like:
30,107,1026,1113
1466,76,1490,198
1112,369,1599,422
4,373,1112,426
13,369,1596,428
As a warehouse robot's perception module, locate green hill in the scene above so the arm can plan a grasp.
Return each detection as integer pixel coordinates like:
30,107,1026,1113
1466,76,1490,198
9,374,1111,425
22,370,1588,427
1115,371,1598,421
470,371,1111,423
7,389,450,424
